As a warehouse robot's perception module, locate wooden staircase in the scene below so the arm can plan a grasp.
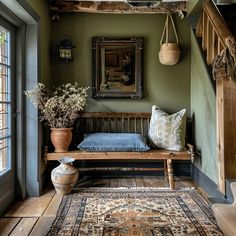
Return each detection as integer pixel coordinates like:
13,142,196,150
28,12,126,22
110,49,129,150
196,0,236,193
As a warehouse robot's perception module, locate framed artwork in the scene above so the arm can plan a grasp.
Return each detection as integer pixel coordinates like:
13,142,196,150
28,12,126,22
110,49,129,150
92,37,143,99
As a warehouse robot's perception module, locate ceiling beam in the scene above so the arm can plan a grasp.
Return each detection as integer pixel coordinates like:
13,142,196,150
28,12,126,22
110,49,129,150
48,1,187,14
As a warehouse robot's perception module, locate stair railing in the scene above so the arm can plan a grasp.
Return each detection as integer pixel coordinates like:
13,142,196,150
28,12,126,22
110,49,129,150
196,0,236,193
196,0,232,64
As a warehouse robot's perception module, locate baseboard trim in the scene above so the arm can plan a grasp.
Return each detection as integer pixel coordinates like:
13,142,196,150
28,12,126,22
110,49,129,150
225,179,236,203
191,164,225,201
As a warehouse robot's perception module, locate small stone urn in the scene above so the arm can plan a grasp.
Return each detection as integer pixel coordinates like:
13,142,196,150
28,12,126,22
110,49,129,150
51,157,78,195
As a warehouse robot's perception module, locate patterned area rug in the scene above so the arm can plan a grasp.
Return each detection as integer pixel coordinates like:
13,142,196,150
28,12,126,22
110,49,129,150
47,188,223,236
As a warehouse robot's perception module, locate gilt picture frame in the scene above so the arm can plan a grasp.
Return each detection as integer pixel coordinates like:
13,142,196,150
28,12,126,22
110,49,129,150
92,37,143,99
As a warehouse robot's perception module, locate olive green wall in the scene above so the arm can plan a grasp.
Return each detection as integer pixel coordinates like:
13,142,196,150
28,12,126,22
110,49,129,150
26,0,51,86
50,14,191,114
23,1,220,189
190,30,218,183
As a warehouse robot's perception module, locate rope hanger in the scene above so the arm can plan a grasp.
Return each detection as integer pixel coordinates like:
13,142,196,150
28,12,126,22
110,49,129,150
160,13,179,45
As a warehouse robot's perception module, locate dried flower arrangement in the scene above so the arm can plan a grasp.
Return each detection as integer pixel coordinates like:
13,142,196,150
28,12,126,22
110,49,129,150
25,82,89,128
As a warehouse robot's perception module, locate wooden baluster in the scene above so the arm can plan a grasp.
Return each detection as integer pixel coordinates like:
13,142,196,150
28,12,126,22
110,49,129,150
196,12,203,38
206,18,211,64
202,10,207,50
207,23,213,64
217,38,221,55
220,41,224,52
212,29,218,63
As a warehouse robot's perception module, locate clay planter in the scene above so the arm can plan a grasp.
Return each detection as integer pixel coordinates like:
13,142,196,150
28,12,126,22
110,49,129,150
50,127,73,153
51,157,79,195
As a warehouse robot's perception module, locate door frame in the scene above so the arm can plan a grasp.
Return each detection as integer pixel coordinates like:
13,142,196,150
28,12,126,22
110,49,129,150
0,15,16,213
0,1,40,203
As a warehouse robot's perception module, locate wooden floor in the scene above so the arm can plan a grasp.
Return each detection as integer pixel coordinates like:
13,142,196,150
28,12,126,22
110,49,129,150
0,175,202,236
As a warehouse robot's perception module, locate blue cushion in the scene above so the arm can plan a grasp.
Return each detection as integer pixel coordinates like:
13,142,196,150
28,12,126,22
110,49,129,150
77,133,150,152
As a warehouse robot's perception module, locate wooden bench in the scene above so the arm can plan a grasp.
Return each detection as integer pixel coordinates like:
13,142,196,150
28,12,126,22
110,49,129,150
45,112,194,189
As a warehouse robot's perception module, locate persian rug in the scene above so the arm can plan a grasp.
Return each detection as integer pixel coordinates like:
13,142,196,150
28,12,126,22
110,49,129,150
46,188,223,236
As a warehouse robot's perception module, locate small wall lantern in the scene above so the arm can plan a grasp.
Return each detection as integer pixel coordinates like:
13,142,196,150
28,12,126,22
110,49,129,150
57,38,75,63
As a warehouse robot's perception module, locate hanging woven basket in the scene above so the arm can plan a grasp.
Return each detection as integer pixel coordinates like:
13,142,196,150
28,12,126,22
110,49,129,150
159,14,181,65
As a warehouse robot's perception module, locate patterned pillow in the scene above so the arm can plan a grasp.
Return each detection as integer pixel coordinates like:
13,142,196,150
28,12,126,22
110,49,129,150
148,105,186,151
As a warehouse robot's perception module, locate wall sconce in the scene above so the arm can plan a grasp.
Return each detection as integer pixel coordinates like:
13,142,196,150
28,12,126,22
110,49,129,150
57,38,75,63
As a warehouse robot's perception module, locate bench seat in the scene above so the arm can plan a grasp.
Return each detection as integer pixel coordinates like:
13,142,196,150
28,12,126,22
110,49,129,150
45,147,193,189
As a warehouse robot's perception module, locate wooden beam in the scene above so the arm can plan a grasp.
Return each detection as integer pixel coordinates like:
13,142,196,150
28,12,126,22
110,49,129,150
49,1,187,14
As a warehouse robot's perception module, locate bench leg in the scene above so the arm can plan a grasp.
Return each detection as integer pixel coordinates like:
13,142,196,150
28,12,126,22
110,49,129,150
164,160,168,181
167,159,175,190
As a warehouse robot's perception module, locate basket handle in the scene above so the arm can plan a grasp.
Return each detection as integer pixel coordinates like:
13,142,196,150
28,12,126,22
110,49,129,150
160,13,179,46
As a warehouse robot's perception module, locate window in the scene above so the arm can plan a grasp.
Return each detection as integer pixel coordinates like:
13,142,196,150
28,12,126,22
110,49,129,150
0,26,11,174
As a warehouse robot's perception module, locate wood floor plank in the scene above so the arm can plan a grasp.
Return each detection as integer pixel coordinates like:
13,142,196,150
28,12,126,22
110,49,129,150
9,218,38,236
109,178,123,188
174,176,195,189
123,177,136,187
109,177,136,187
5,190,55,217
29,217,54,236
91,177,110,187
0,218,21,236
142,176,168,188
135,176,145,187
43,194,62,217
76,175,94,187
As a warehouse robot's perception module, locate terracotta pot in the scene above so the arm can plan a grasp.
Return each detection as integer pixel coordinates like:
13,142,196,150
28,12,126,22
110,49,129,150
51,157,79,195
50,128,73,153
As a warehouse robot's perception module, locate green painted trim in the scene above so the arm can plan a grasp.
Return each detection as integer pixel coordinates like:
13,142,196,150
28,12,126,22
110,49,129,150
16,0,40,22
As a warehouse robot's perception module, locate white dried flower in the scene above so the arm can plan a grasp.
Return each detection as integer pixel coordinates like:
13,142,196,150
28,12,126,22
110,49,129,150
25,83,89,128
